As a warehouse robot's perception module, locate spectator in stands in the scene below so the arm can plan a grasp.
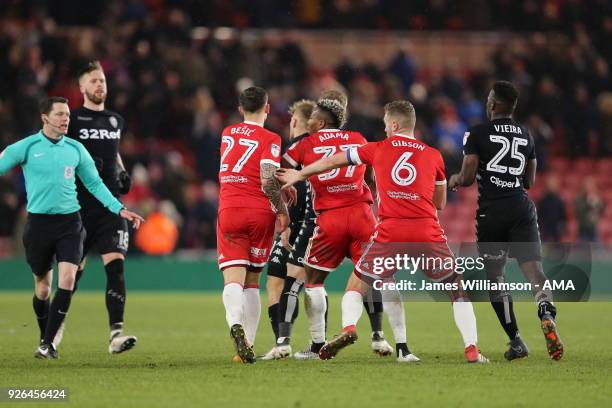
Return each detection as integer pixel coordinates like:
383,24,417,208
538,175,567,242
575,177,606,243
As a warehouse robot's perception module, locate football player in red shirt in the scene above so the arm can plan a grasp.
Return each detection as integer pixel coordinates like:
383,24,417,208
277,101,489,363
218,86,289,363
277,93,407,361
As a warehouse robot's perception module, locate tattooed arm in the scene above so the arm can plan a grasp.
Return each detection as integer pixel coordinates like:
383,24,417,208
261,162,290,232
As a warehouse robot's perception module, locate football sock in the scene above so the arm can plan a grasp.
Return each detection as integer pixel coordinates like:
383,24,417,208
110,322,124,340
32,295,50,341
72,268,84,293
304,285,327,344
243,286,261,346
268,304,279,340
43,288,73,345
382,289,407,344
490,290,519,340
277,276,303,339
105,259,126,327
452,299,478,347
341,290,363,330
396,342,412,357
363,287,384,333
324,294,329,332
222,282,244,328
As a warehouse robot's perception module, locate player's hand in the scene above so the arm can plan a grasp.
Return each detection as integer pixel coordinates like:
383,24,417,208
275,168,305,190
279,227,292,251
275,213,290,234
118,170,132,194
282,186,298,206
448,174,461,191
119,208,145,229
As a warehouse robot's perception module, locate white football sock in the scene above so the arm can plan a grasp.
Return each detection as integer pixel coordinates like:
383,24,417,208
453,300,478,347
305,286,327,343
382,289,407,344
341,290,363,329
243,287,261,346
222,282,243,328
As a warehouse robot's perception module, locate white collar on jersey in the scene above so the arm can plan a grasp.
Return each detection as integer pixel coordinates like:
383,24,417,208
319,128,340,132
395,133,416,139
244,120,264,127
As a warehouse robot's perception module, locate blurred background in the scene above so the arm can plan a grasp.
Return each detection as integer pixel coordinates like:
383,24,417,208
1,0,611,260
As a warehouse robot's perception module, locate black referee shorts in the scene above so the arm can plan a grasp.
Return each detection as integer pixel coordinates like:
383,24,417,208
81,206,129,258
476,195,542,265
267,220,316,279
23,212,86,276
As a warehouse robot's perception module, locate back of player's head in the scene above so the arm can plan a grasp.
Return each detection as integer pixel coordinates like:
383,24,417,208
77,60,103,80
319,89,348,110
239,86,268,113
491,80,519,113
384,100,416,130
39,96,68,115
316,99,346,129
288,99,316,122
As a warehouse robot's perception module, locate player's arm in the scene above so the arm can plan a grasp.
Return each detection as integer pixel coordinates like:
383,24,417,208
276,152,349,189
116,153,131,194
0,142,25,175
524,158,536,189
365,165,377,199
76,144,143,227
448,154,478,190
433,184,447,210
261,162,290,232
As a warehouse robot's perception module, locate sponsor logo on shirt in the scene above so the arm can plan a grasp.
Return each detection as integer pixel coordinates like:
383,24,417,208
326,183,358,193
220,175,248,184
387,191,420,200
79,129,121,140
490,176,520,188
77,116,93,121
64,166,75,179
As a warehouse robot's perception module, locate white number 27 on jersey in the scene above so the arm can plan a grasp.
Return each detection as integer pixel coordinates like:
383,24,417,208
220,137,259,172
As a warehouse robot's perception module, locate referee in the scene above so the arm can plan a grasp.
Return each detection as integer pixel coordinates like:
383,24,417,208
0,97,143,359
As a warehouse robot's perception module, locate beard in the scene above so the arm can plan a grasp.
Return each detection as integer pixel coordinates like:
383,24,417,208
85,90,106,105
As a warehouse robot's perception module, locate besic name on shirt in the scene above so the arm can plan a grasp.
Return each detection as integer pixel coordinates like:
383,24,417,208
230,126,255,136
319,132,349,142
79,129,121,140
391,140,425,150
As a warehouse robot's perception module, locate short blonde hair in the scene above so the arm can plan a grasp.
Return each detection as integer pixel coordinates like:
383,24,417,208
288,99,316,120
384,100,416,129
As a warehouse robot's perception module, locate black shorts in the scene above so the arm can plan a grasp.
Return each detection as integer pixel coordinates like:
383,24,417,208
23,212,86,276
476,195,542,264
81,206,129,258
267,220,316,279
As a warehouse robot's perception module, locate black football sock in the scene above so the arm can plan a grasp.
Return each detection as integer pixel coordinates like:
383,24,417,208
32,295,50,341
364,287,384,333
490,290,519,340
278,276,304,339
396,342,411,357
268,304,280,340
43,288,73,345
105,259,126,329
72,268,84,294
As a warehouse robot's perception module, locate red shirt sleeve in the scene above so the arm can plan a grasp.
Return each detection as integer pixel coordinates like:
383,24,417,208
349,142,379,166
261,133,282,167
435,150,447,185
283,137,306,168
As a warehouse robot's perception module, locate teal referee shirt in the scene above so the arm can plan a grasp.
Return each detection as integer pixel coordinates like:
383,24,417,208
0,130,123,215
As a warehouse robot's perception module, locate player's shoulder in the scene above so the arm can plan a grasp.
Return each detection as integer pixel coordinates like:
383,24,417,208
102,109,125,124
63,136,84,149
347,130,367,142
467,122,492,137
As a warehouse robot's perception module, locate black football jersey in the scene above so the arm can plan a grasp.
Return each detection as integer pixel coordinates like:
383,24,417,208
66,106,125,211
463,118,536,204
285,133,316,224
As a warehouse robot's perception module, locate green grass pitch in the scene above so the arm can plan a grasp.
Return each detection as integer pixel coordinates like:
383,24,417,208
1,292,611,407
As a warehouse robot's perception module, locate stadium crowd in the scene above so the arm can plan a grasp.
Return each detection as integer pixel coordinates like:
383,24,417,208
0,0,611,253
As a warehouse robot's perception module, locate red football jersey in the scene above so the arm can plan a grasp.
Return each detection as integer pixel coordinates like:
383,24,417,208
347,134,446,220
283,128,373,212
218,121,282,212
